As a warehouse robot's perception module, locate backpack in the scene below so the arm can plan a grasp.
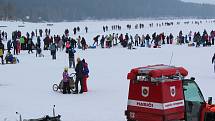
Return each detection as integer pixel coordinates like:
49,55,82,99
50,44,56,51
68,49,76,58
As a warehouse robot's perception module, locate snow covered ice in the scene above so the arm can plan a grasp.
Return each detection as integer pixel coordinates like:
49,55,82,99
0,19,215,121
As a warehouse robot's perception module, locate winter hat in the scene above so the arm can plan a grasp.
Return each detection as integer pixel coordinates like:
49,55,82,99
64,67,68,71
77,57,81,62
82,59,85,63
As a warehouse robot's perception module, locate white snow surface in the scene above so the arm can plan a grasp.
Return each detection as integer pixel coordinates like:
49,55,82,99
181,0,215,5
0,19,215,121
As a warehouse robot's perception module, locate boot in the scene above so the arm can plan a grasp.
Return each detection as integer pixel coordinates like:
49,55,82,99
73,90,78,94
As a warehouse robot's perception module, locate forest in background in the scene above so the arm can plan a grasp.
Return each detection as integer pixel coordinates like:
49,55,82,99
0,0,215,22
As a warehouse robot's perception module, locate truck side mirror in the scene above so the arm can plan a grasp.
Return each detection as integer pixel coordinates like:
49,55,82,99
208,97,212,105
190,77,195,81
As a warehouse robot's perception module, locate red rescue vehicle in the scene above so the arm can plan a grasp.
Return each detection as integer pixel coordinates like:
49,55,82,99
125,64,215,121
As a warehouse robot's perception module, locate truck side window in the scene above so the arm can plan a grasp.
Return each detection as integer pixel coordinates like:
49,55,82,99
183,81,204,103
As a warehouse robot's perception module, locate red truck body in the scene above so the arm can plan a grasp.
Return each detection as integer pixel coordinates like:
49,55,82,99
125,64,215,121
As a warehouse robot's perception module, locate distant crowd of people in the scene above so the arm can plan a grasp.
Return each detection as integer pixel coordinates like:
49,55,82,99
1,20,215,63
92,29,215,49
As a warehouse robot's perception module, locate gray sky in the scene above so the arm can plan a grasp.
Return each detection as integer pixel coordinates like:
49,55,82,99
181,0,215,4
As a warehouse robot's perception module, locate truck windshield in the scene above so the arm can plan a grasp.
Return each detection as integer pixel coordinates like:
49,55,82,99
183,80,205,103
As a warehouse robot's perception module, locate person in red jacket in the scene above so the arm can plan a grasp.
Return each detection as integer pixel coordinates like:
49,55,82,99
65,40,70,53
82,59,89,92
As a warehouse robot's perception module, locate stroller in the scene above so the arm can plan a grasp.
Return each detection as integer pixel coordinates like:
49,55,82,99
53,73,76,93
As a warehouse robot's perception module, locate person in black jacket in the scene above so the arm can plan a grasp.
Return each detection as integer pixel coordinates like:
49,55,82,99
50,42,57,60
145,34,151,48
81,37,86,50
27,38,34,54
100,35,105,48
7,40,12,52
68,48,76,68
37,36,41,48
74,57,84,94
93,35,100,46
12,39,17,55
212,53,215,73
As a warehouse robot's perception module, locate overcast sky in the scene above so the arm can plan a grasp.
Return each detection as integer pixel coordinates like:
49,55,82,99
181,0,215,4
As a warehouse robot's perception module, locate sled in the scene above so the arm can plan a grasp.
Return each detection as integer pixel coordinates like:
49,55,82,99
5,57,19,64
188,43,195,47
17,105,61,121
23,115,61,121
88,45,96,49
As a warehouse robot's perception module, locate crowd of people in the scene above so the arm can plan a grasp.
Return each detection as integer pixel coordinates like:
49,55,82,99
0,28,91,94
1,19,215,94
91,29,215,49
1,20,215,57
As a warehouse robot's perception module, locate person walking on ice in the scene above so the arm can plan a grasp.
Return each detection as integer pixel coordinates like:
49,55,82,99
82,59,89,92
212,53,215,73
74,57,84,94
68,48,76,68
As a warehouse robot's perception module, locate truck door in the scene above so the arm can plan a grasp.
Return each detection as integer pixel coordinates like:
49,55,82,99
183,79,205,121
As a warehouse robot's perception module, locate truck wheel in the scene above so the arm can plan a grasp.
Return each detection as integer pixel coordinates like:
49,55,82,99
53,84,59,91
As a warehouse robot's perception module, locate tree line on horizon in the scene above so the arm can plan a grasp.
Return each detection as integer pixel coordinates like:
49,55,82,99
0,0,215,22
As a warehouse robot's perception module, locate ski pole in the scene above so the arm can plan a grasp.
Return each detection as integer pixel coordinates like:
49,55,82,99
169,52,173,66
16,112,22,121
53,105,56,117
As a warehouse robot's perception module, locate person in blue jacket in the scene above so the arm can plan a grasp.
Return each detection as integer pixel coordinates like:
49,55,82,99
82,59,89,92
5,51,14,64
